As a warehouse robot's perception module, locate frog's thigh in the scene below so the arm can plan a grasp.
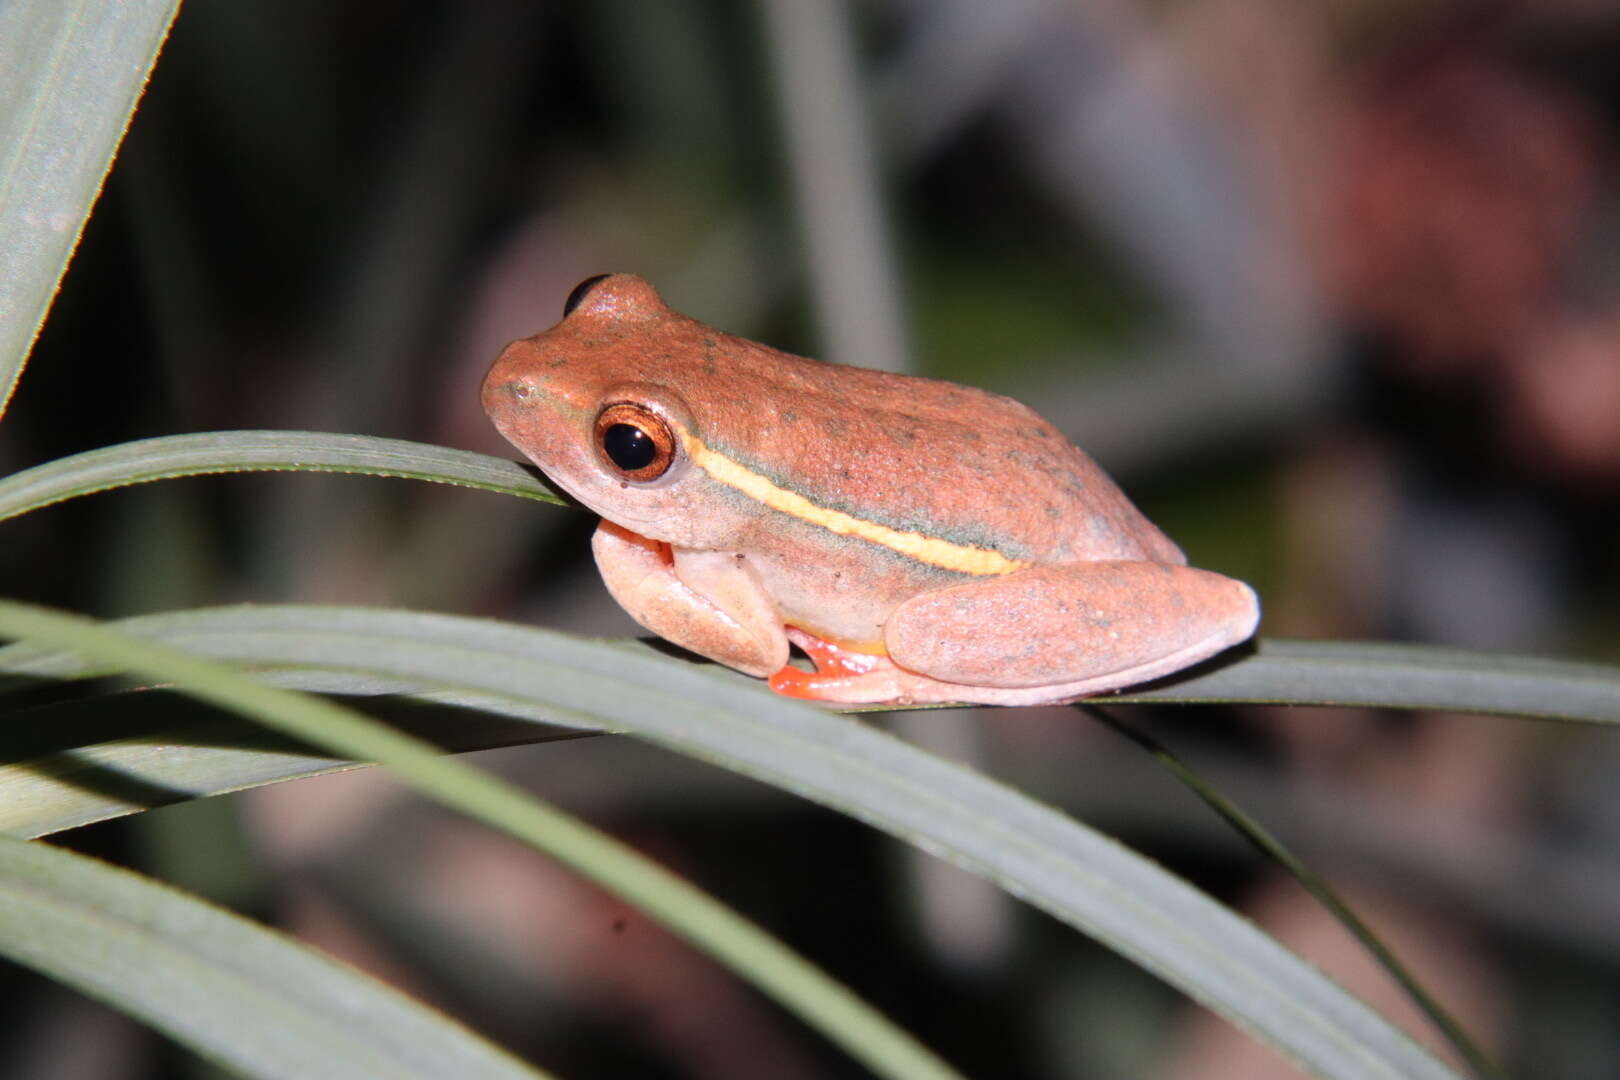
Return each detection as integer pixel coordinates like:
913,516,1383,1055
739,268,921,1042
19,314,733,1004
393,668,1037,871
592,522,789,677
886,561,1259,691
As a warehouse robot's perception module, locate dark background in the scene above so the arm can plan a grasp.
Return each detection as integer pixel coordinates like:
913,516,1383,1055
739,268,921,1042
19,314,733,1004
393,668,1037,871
3,2,1620,1077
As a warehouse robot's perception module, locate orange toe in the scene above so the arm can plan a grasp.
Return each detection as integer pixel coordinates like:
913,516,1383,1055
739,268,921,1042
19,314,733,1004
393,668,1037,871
767,632,885,700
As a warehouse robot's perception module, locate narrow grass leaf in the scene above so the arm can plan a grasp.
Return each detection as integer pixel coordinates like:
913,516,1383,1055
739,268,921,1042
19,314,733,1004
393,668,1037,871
0,832,547,1079
1110,638,1620,723
0,431,561,521
0,1,180,419
0,688,590,837
1084,705,1503,1080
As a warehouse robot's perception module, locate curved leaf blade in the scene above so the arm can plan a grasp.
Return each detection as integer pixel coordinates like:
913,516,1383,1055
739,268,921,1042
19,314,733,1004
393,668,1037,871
0,688,589,838
0,833,548,1080
0,431,561,522
0,605,1461,1080
0,1,180,419
1113,637,1620,723
1084,705,1502,1079
5,610,1616,729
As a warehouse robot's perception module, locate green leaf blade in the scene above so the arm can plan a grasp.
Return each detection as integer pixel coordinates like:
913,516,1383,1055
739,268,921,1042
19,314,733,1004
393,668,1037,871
1114,638,1620,723
0,833,551,1080
0,431,561,522
0,1,181,419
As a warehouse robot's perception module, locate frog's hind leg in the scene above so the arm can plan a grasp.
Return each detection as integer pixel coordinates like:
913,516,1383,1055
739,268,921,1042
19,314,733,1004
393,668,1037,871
881,561,1259,705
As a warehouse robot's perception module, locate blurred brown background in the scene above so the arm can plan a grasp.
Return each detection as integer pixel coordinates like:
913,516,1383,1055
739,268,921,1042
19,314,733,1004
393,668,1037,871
2,2,1618,1077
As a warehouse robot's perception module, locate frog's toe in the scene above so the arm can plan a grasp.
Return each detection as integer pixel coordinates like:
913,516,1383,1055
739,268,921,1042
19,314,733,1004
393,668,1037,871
768,629,900,702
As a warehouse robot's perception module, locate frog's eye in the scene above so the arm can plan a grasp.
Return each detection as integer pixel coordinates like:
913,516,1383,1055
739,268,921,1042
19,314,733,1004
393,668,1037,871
594,402,676,481
563,274,612,318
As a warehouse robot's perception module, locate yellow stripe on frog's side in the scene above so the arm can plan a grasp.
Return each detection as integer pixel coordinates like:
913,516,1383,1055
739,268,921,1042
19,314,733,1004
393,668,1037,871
686,435,1028,577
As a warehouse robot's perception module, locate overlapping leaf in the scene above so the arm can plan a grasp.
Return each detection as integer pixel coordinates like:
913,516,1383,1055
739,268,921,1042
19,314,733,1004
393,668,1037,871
0,834,550,1080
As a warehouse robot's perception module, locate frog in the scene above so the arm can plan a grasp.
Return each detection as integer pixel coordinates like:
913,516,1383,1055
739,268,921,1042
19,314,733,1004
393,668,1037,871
481,273,1259,706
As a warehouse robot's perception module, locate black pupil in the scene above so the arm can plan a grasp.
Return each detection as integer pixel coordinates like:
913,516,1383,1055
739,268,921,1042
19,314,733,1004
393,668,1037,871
603,423,657,471
563,273,611,317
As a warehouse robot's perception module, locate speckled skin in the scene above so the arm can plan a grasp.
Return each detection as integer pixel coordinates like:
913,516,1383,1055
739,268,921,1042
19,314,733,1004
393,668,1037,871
483,274,1259,706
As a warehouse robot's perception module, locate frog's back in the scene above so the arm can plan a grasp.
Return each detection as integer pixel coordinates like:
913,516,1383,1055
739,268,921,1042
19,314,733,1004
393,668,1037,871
670,325,1185,568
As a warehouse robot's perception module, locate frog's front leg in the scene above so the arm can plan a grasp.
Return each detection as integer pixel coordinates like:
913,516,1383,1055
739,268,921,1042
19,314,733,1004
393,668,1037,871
591,522,789,677
778,561,1258,706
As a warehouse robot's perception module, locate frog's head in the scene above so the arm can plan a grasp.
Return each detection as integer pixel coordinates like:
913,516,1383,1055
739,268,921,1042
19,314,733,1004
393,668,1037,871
482,274,754,547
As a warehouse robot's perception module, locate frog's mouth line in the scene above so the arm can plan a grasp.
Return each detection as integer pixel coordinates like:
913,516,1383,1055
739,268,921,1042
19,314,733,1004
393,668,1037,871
685,434,1027,578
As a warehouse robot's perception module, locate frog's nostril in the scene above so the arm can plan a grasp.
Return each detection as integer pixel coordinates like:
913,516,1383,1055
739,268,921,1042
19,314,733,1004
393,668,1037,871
498,375,537,401
481,376,534,415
